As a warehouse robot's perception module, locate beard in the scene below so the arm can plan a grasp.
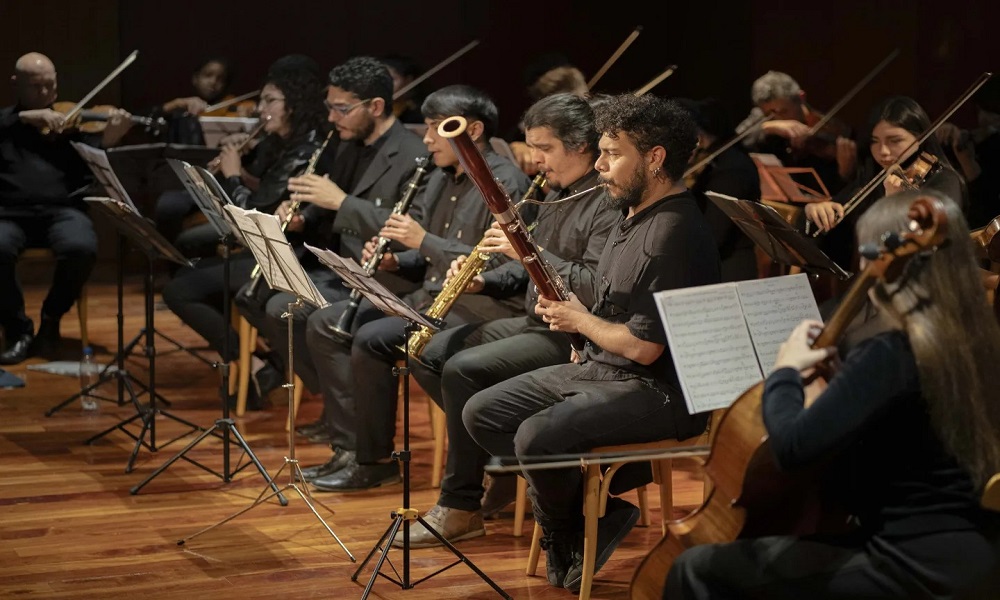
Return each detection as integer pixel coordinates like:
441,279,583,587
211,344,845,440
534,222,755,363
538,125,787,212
602,165,646,211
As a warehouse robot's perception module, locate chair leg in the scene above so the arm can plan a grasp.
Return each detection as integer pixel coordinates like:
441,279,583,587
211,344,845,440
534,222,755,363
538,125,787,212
656,459,674,536
430,400,446,488
77,286,89,349
636,484,651,527
236,320,256,417
526,520,543,576
513,476,528,537
579,464,602,600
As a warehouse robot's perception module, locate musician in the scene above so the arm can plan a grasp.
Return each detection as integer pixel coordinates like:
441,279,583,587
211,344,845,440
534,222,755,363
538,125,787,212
737,70,856,193
160,55,327,407
464,94,720,591
234,55,428,414
296,85,532,491
805,96,966,271
148,56,246,146
380,54,425,125
679,97,762,282
403,93,617,547
666,190,1000,599
0,52,132,365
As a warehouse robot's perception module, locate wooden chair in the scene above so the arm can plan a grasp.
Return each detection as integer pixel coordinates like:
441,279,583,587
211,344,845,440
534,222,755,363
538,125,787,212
19,249,89,348
524,418,715,600
233,315,302,429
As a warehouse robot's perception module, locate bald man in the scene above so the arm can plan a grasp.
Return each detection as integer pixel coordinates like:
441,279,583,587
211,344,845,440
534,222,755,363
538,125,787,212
0,53,128,364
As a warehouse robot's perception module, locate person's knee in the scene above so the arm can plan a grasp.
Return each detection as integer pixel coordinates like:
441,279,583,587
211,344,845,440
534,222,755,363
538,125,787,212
442,350,485,386
461,391,491,442
665,545,713,598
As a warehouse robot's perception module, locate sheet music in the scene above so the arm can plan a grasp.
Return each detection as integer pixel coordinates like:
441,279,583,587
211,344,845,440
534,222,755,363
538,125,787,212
71,142,139,212
654,283,763,414
736,273,822,374
164,159,233,240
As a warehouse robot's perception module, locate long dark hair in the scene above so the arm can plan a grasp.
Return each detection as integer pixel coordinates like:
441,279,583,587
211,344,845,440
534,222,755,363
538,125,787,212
858,96,952,180
265,54,327,143
858,190,1000,488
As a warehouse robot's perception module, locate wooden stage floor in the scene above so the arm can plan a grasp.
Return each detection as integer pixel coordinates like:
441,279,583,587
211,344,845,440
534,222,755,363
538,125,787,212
0,275,706,599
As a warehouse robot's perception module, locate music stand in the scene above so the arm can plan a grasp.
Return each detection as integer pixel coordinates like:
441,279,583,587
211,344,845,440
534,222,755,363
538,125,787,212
303,244,510,600
79,197,205,472
177,207,352,562
129,161,285,501
705,191,852,280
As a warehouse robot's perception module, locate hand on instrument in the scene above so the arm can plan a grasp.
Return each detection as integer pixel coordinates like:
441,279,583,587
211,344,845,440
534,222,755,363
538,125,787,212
19,108,66,131
218,144,243,178
163,96,209,115
445,255,485,293
835,136,857,181
218,132,251,148
508,141,538,176
804,201,845,232
379,213,426,250
535,293,588,334
287,173,346,211
883,170,907,196
763,119,812,146
362,237,397,271
478,222,518,260
773,319,836,373
276,200,304,232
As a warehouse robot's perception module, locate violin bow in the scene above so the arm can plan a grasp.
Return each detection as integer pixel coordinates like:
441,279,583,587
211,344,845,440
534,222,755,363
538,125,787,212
392,40,480,101
683,113,774,178
807,48,900,137
587,25,643,91
62,50,139,124
634,64,678,96
829,72,993,233
202,89,260,114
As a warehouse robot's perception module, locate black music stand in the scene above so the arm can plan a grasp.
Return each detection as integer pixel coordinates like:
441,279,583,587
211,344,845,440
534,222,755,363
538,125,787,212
706,191,852,280
177,207,352,562
129,161,284,501
80,197,204,472
304,244,510,600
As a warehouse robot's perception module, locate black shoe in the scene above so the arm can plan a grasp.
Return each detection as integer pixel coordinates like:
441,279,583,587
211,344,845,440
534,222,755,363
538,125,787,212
481,473,519,519
296,448,355,482
311,461,400,492
562,497,640,592
252,363,284,399
0,334,33,365
539,529,579,588
295,419,326,437
307,430,334,444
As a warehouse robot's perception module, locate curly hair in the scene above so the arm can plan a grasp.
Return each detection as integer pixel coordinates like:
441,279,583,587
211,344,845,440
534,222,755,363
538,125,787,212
265,54,327,142
328,56,394,110
593,94,697,181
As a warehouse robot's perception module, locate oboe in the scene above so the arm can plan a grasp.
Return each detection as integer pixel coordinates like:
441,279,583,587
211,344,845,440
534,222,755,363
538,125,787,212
327,155,432,344
243,129,335,298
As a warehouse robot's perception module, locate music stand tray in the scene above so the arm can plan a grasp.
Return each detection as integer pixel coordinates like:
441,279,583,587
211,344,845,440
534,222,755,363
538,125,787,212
706,191,852,280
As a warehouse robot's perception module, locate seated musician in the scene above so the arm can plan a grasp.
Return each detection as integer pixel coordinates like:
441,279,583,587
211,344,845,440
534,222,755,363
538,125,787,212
679,97,762,282
805,96,966,271
292,84,532,491
150,56,251,145
160,54,328,408
406,92,617,547
379,53,425,125
666,190,1000,599
737,70,856,194
1,52,132,365
464,94,721,592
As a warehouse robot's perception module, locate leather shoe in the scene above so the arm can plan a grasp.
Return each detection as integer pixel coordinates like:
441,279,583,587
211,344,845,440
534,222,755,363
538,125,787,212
0,334,33,365
307,430,334,444
311,461,400,492
296,448,355,482
295,419,326,437
391,505,485,548
481,473,519,519
563,497,640,592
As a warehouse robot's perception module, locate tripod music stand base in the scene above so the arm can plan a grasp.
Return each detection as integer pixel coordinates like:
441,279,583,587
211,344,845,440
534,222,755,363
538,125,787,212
85,403,203,473
176,458,355,563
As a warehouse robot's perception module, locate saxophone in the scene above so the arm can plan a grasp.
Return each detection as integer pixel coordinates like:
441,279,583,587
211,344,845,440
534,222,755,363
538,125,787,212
405,172,547,358
244,129,334,297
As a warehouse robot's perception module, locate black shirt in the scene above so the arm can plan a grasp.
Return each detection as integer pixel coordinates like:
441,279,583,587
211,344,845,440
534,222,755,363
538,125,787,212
0,105,95,212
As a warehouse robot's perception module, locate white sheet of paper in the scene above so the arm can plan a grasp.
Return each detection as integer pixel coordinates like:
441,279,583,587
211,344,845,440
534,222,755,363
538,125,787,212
736,273,822,374
71,142,139,213
654,283,763,414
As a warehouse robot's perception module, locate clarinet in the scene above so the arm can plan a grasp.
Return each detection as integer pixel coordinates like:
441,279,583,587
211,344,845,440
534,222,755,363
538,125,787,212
438,116,588,352
243,129,334,298
327,155,431,344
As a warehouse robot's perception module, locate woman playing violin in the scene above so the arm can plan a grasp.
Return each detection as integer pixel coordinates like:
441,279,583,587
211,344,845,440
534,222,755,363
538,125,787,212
807,96,967,270
667,190,1000,599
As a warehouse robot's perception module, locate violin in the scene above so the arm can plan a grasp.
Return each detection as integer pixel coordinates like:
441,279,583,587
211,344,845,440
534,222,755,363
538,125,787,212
885,151,942,191
629,195,949,600
971,214,1000,262
49,100,166,137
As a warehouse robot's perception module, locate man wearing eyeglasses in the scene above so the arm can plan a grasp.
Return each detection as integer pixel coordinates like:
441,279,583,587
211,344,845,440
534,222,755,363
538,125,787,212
236,56,428,421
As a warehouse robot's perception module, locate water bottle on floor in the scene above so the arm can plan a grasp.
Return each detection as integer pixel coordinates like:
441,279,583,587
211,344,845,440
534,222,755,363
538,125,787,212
80,346,99,412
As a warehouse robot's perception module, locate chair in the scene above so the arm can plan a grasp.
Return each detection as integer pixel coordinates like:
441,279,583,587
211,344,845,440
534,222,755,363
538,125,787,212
234,315,302,429
983,473,1000,512
19,249,90,348
524,422,714,600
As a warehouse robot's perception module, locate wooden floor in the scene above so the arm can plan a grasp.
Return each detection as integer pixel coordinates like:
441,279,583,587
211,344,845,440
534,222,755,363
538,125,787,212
0,273,707,599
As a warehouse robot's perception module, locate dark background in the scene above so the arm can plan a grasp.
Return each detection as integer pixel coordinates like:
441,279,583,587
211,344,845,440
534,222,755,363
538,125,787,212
2,0,996,264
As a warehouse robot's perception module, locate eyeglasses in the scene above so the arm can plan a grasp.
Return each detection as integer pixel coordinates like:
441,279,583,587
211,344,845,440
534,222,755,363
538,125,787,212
258,95,285,106
325,97,373,117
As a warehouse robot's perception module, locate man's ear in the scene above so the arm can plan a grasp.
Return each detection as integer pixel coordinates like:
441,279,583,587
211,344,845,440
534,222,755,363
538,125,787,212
467,119,486,142
648,145,667,174
370,96,388,118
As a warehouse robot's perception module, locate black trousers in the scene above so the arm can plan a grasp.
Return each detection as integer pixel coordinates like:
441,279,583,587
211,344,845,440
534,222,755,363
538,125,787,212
464,362,699,532
665,529,1000,600
0,207,97,336
161,253,257,360
410,316,569,512
153,189,197,248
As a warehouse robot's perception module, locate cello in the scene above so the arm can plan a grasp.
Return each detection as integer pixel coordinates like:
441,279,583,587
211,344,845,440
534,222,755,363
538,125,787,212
629,194,949,600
